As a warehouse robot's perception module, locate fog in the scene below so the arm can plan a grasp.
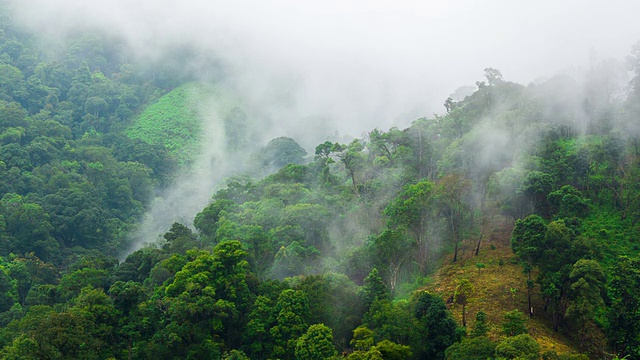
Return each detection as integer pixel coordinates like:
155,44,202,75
9,0,640,136
6,0,640,255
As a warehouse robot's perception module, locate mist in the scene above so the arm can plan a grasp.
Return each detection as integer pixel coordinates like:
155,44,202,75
9,0,640,131
7,0,640,255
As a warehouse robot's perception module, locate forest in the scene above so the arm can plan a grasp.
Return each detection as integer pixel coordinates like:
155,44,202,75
1,4,640,360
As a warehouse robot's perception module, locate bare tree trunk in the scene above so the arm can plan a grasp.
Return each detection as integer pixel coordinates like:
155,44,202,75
349,170,358,196
475,213,485,256
462,304,467,327
474,232,483,256
451,212,458,263
527,271,533,318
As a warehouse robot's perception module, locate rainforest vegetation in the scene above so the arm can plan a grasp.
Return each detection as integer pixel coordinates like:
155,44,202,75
2,6,640,360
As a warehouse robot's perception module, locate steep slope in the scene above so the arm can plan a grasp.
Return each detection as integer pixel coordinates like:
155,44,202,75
425,212,580,355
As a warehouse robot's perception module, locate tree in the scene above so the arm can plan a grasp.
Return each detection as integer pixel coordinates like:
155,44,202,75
369,229,412,294
281,203,330,252
484,68,503,86
565,259,605,345
370,339,412,360
346,349,384,360
469,311,489,338
84,96,108,117
223,349,250,360
454,279,473,327
288,273,363,349
539,219,590,331
162,222,199,254
1,194,59,262
367,128,403,167
359,268,390,309
294,323,337,360
511,214,546,317
193,199,237,242
411,291,459,359
0,267,16,312
350,326,375,351
445,336,495,360
271,241,320,279
364,299,412,345
607,256,640,357
270,289,310,359
547,185,590,219
336,139,366,195
384,180,435,273
520,170,554,217
3,304,110,359
502,309,528,337
435,173,471,263
494,334,540,360
243,295,275,359
155,241,251,358
259,137,307,170
0,64,27,101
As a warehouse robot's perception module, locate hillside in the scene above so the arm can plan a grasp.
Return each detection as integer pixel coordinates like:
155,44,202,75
126,83,243,165
2,5,640,359
426,214,578,355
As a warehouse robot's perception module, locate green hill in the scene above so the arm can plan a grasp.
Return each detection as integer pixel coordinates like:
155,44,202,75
126,83,242,164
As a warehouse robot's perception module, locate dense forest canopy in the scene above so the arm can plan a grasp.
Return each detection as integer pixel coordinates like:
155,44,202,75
2,3,640,359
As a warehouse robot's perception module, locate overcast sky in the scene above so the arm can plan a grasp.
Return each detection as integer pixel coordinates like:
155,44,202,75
7,0,640,137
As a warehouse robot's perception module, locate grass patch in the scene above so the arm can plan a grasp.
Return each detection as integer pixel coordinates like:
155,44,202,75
126,82,241,165
423,215,577,355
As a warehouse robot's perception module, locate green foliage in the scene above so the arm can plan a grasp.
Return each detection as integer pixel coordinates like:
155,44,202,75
502,309,528,337
470,311,489,338
494,334,540,360
162,222,199,254
607,256,640,357
363,299,412,345
288,273,363,348
258,137,307,170
295,323,337,360
370,339,412,360
445,336,496,360
411,291,459,359
548,185,590,219
453,278,473,326
511,214,547,263
3,10,640,358
565,259,605,342
360,268,390,308
270,289,310,359
223,349,250,359
125,84,202,163
521,171,554,210
126,83,242,164
351,326,375,351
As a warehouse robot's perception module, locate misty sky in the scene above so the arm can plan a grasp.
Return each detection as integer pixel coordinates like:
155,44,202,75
8,0,640,137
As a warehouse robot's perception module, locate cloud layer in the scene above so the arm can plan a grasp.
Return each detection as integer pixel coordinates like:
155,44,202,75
8,0,640,137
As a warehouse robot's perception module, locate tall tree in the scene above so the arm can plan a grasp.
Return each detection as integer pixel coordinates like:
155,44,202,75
411,292,459,360
294,323,337,360
607,256,640,357
384,180,435,273
511,214,546,317
435,173,471,263
454,279,473,327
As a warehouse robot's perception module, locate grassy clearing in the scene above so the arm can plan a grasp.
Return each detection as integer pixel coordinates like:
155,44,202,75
424,214,577,355
126,83,241,165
